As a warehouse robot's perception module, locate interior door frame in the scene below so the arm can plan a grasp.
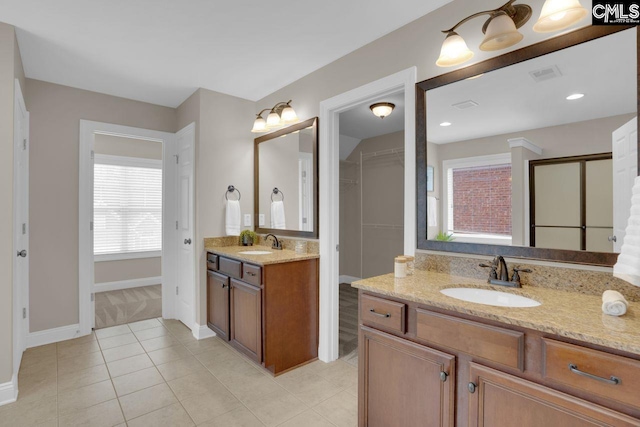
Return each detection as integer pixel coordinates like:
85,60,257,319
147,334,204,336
78,121,177,335
318,67,416,362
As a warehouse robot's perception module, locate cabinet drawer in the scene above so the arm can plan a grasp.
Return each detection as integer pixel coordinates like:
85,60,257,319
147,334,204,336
542,338,640,409
361,294,406,334
416,309,524,371
207,253,218,271
242,263,262,286
219,257,242,279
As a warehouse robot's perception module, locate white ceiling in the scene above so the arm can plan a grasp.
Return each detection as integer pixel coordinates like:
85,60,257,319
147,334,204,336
427,28,637,144
0,0,451,107
340,92,405,140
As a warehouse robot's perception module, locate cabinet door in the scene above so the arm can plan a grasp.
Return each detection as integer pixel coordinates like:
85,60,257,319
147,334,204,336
468,363,640,427
360,326,455,427
230,279,262,363
207,270,229,341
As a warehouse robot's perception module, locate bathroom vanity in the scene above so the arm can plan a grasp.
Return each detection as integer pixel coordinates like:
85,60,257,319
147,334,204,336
353,271,640,426
205,245,319,375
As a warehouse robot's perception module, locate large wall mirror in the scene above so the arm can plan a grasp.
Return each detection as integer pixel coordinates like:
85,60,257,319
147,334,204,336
254,117,318,238
417,26,638,266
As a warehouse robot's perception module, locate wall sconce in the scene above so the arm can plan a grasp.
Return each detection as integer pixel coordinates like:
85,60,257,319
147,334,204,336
251,100,299,133
370,102,395,119
436,0,588,67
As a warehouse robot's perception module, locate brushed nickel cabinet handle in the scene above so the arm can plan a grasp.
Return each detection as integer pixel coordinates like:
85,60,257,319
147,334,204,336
246,272,256,276
368,309,390,318
568,364,620,385
440,371,448,382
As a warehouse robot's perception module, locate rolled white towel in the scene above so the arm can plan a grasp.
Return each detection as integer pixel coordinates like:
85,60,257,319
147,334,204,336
602,290,628,316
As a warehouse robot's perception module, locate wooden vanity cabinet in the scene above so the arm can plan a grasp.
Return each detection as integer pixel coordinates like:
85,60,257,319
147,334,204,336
230,278,262,363
207,270,229,341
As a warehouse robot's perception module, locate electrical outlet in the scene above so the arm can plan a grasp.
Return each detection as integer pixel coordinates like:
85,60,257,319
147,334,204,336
259,214,265,226
244,214,251,226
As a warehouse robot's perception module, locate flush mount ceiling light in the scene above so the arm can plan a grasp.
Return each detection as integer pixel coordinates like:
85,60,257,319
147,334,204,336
566,93,585,100
370,102,395,119
251,100,299,133
440,122,452,127
435,0,588,67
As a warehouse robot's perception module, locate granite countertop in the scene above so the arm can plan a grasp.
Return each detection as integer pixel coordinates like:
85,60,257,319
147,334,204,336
205,245,319,266
352,270,640,356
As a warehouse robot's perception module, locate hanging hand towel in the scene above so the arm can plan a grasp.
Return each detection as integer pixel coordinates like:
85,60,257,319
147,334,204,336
271,201,286,229
225,200,241,236
427,196,438,227
602,290,628,316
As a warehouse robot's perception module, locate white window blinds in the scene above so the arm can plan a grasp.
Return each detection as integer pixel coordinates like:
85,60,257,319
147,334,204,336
94,155,162,257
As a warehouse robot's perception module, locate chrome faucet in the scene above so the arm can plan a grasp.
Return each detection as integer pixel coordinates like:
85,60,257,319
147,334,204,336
479,256,531,288
265,234,283,250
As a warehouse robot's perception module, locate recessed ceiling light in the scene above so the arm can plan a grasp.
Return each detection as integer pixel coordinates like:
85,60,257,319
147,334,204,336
566,93,584,100
440,122,452,127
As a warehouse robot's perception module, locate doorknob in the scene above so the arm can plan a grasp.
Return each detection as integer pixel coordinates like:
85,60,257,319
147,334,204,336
608,236,617,242
17,250,27,258
184,238,192,245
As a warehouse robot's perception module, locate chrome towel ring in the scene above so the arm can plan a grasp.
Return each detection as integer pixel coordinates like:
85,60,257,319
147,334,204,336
226,185,241,201
271,187,284,202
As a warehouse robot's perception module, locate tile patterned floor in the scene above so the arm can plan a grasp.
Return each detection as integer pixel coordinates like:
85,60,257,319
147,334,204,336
1,318,358,427
95,285,162,329
339,283,359,365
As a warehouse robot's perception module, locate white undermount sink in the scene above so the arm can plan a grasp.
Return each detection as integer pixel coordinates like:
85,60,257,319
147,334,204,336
238,250,272,255
440,287,541,308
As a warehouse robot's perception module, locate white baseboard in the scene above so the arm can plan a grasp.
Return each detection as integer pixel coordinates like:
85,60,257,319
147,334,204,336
27,323,82,348
94,276,162,293
0,374,18,406
192,322,216,340
339,275,362,285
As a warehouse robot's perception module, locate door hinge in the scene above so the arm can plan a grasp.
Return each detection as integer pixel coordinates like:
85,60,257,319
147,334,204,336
302,171,306,178
176,286,179,295
91,293,95,302
22,223,26,235
22,139,27,150
176,220,179,230
302,218,307,224
175,154,179,164
90,150,95,160
90,221,93,231
22,308,26,319
336,244,339,252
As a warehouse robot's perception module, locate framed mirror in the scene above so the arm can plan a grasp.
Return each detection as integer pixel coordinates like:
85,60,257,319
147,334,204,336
254,117,318,238
417,26,638,266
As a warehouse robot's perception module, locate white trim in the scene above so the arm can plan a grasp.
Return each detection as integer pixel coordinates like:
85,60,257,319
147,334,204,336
192,322,217,340
95,251,162,262
27,324,81,349
339,275,362,284
0,374,18,406
508,137,543,155
319,67,416,362
94,276,162,293
94,154,162,169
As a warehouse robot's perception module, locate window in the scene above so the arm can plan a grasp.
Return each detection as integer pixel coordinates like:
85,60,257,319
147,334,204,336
94,154,162,260
443,153,512,245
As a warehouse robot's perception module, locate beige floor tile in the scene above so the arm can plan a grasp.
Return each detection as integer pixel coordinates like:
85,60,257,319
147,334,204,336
243,388,307,427
140,335,180,353
312,391,357,427
0,394,57,427
57,364,111,392
16,370,57,402
126,402,194,427
18,358,57,382
133,326,169,341
183,337,224,355
58,351,105,375
56,333,97,349
217,369,282,403
316,361,358,390
102,342,145,363
147,345,191,365
162,320,191,334
180,387,242,424
95,324,131,339
57,340,101,360
98,332,138,350
128,318,162,332
167,371,227,401
57,398,124,427
197,406,264,427
107,353,154,378
21,343,57,363
168,328,198,343
278,409,335,427
112,366,165,396
275,370,343,406
118,382,178,420
57,379,116,416
156,355,208,382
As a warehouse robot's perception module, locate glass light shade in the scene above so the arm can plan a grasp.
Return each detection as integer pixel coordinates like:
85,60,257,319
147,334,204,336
480,13,523,51
281,105,299,123
370,103,395,119
251,116,267,133
533,0,588,33
614,177,640,287
266,111,282,128
436,32,474,67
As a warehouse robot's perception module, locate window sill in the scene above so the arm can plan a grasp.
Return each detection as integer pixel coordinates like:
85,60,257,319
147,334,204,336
95,251,161,262
451,234,512,246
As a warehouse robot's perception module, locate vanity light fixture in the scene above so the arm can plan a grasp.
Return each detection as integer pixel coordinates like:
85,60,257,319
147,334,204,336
435,0,588,67
370,102,395,119
251,100,299,133
566,93,584,100
440,122,452,127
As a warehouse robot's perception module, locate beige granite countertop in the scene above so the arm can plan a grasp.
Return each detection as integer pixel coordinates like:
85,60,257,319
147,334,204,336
205,245,319,266
352,270,640,356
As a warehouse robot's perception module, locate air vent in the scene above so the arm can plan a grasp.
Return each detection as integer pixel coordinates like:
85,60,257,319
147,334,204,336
529,65,563,83
452,100,479,110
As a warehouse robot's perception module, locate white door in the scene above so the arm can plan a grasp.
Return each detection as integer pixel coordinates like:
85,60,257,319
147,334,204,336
13,80,29,372
612,117,638,253
176,124,195,329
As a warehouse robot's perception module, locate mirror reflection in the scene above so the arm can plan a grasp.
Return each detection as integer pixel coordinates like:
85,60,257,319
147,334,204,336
426,28,637,254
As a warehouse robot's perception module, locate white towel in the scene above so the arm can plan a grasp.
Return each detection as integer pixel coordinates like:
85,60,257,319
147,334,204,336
427,196,438,227
271,201,286,229
225,200,241,236
602,290,628,316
